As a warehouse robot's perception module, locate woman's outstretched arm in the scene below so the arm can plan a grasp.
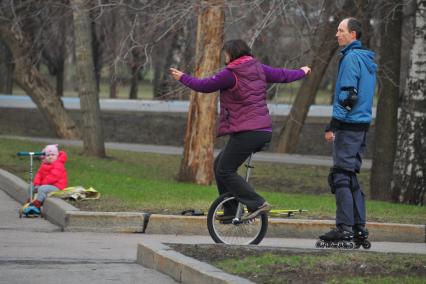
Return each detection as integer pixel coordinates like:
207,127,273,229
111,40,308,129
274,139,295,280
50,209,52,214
262,65,311,83
170,68,235,93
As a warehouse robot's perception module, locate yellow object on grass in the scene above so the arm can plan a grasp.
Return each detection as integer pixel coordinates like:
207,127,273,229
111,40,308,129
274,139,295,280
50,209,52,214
48,186,100,201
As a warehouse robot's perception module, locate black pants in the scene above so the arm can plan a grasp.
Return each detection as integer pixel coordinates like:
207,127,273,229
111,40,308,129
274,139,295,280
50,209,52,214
214,131,272,211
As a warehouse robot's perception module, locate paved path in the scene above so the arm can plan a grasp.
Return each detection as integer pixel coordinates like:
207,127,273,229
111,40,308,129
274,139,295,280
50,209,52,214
0,94,343,117
0,190,178,284
0,135,372,169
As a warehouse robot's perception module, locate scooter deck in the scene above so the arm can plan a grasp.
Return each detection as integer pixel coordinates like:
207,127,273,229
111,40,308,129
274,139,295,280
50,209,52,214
18,202,42,218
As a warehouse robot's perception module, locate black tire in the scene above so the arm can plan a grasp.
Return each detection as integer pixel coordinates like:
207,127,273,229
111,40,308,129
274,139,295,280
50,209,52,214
362,240,371,249
207,193,268,245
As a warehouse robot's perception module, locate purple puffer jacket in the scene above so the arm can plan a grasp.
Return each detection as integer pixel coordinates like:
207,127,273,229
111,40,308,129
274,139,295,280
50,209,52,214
218,58,270,136
179,56,306,136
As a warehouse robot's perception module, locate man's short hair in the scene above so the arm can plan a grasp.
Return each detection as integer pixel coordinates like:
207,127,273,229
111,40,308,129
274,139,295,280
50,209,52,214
347,18,362,39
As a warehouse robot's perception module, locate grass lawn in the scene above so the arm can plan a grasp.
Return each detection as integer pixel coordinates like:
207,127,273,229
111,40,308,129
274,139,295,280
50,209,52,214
171,244,426,284
216,251,426,284
1,137,424,224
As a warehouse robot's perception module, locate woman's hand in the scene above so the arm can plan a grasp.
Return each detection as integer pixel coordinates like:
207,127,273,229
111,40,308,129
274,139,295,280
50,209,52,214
301,66,311,75
169,68,184,81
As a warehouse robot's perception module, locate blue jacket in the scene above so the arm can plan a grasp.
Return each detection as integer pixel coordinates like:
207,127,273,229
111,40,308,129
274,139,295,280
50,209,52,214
332,40,377,124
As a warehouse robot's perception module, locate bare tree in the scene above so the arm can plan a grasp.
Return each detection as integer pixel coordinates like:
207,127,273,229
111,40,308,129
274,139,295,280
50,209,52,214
370,0,403,201
153,24,193,100
178,0,225,185
392,0,425,205
71,0,106,157
0,15,80,138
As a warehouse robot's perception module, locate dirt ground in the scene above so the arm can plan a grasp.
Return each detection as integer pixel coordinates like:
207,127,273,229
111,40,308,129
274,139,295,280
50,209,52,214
169,244,426,284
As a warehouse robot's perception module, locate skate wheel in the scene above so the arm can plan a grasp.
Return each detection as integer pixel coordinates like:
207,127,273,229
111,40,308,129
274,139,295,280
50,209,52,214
362,240,371,249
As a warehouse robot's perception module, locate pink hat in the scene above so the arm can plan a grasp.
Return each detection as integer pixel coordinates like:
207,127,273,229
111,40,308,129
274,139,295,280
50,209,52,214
43,144,59,156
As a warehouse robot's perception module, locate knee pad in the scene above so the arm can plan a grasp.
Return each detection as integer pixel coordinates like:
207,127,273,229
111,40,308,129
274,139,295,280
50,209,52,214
328,167,355,194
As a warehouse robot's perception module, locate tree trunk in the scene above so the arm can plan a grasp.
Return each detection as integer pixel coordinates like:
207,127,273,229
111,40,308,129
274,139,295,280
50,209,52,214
90,9,102,93
0,25,79,138
392,0,426,205
177,0,225,185
64,30,76,92
108,7,119,99
56,13,66,98
129,51,140,100
0,40,14,94
370,0,403,201
109,64,118,99
359,0,374,48
71,0,106,157
56,62,65,97
276,0,361,153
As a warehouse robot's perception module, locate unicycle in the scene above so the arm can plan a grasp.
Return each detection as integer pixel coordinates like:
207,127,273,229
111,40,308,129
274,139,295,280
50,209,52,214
207,152,268,245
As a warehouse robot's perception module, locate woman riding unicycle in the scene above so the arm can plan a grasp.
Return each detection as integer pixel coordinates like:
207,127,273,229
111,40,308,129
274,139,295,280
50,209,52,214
170,39,310,244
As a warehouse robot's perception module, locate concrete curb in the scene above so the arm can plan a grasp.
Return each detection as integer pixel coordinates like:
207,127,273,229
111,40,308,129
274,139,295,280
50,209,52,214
136,241,254,284
64,211,149,233
0,169,424,242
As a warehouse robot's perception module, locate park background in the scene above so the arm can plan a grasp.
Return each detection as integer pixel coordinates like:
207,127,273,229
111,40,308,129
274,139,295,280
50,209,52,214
0,0,424,212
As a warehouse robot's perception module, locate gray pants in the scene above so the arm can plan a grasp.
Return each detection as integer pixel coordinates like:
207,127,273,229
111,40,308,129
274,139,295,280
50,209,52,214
35,185,59,203
332,130,367,228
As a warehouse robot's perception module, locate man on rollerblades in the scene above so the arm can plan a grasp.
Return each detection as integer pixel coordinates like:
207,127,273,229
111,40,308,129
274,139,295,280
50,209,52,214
318,18,377,249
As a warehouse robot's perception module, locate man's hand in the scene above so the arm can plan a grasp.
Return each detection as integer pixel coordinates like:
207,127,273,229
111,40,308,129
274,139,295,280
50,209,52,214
169,68,184,81
301,66,311,75
325,131,335,142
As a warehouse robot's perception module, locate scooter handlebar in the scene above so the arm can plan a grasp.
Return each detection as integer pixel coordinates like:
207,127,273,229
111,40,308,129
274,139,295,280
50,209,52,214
17,152,45,157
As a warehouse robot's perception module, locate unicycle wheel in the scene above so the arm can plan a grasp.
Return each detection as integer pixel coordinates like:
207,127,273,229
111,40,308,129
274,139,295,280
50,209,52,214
207,193,268,245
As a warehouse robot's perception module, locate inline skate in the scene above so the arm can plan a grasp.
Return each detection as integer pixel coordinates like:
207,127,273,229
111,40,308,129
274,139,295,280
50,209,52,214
353,225,371,249
315,226,355,249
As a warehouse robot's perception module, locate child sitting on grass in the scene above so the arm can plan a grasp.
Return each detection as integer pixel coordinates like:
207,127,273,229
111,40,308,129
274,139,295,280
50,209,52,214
23,144,67,215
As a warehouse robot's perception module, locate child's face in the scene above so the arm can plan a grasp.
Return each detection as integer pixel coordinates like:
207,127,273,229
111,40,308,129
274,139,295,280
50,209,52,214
44,153,58,163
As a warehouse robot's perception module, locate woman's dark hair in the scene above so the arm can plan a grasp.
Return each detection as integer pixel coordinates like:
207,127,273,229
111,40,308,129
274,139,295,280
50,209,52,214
347,18,362,39
223,39,252,62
